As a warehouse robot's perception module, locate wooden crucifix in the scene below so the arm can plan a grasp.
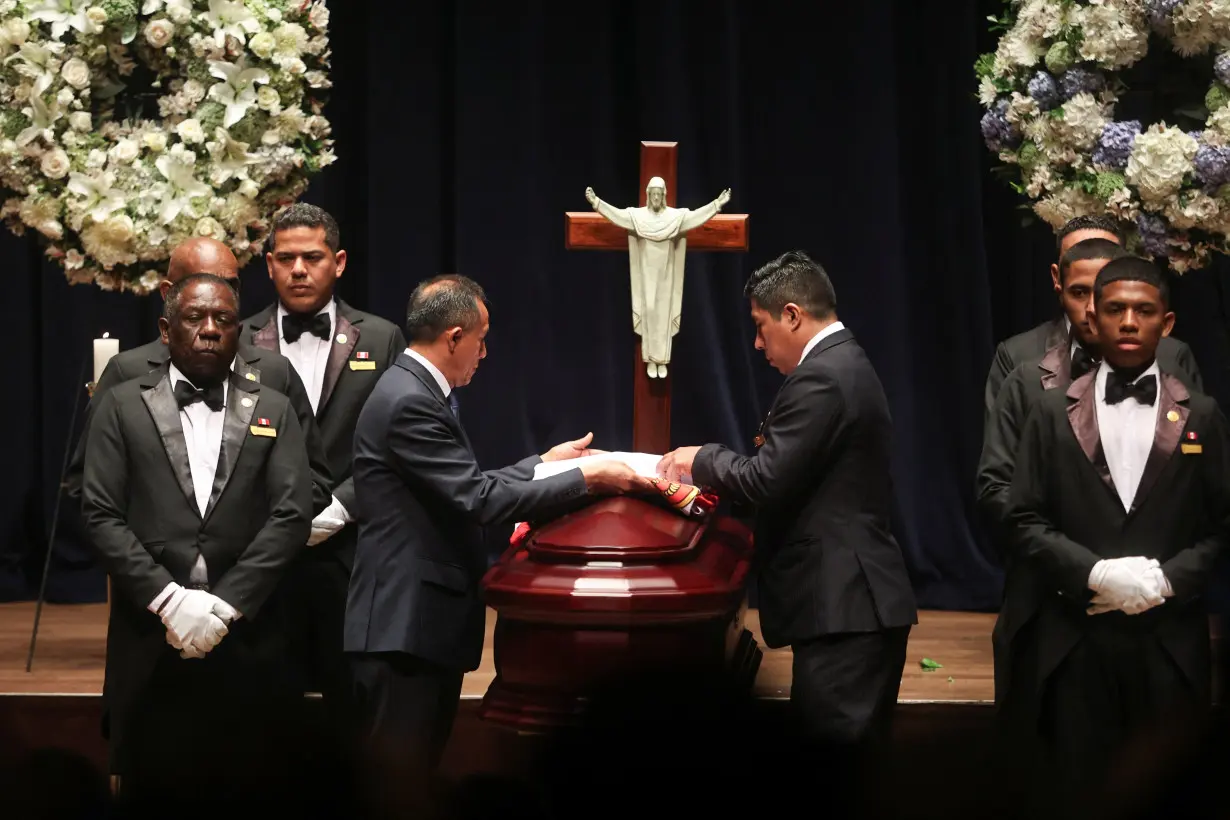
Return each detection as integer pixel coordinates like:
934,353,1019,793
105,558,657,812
565,141,749,454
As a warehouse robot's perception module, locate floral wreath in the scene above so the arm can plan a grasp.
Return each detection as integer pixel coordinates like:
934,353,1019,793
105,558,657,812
978,0,1230,273
0,0,334,293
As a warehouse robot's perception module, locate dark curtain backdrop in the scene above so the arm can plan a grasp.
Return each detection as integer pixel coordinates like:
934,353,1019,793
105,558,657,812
5,1,1230,611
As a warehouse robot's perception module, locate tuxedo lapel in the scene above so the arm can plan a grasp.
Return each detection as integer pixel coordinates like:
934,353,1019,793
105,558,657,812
319,313,358,412
204,377,259,521
140,369,199,518
251,309,279,352
1065,371,1117,498
1130,373,1189,514
1038,342,1068,392
398,353,472,452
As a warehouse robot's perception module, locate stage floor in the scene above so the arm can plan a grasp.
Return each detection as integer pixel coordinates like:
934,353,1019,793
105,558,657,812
0,602,995,702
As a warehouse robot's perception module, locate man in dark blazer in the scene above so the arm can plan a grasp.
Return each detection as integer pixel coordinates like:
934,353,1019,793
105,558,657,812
344,274,646,772
977,238,1203,708
81,273,312,797
1005,256,1230,801
241,203,406,724
658,250,918,750
65,237,332,516
982,214,1202,422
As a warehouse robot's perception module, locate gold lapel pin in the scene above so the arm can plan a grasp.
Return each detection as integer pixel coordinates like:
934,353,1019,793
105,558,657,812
336,333,347,345
244,372,256,381
1167,410,1180,422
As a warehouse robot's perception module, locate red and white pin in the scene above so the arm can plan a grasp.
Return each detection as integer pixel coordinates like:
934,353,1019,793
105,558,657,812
355,351,370,360
256,417,272,427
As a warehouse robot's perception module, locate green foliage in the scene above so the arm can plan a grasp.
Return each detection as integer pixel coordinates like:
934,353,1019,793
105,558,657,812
1094,172,1126,200
1,110,28,140
1045,41,1075,74
920,658,943,671
1206,83,1230,113
974,52,997,80
195,101,226,134
1017,141,1041,173
228,109,269,146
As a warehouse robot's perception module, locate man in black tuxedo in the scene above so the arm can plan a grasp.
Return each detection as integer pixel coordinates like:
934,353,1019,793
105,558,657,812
344,274,646,772
80,273,312,797
241,203,406,726
978,238,1204,709
658,251,918,750
1005,256,1230,801
982,214,1202,421
66,237,332,516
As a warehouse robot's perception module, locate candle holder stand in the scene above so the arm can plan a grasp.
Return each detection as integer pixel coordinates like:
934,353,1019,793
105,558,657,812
26,355,93,672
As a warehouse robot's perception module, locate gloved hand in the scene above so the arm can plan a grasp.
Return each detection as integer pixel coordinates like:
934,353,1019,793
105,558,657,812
1087,557,1166,616
308,496,349,546
160,585,229,656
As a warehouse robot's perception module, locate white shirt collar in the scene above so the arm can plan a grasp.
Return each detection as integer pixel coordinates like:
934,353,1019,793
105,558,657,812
404,347,452,397
277,298,336,341
799,321,846,366
168,361,231,406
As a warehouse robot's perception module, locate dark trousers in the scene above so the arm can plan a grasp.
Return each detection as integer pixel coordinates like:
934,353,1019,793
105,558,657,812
790,626,910,747
348,651,464,773
284,539,353,727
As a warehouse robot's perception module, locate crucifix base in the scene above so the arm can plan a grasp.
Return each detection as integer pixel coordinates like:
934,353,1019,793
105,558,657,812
633,341,671,455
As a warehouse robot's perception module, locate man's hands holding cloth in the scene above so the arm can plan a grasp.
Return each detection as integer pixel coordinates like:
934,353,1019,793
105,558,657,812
159,583,240,659
1087,556,1173,616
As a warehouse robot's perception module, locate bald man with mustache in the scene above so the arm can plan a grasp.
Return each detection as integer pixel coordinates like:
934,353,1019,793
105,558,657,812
66,238,333,515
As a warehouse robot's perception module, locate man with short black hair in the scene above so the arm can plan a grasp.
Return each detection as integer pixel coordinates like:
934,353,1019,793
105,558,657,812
345,273,648,772
1005,255,1230,798
81,273,311,796
658,250,917,750
241,202,406,727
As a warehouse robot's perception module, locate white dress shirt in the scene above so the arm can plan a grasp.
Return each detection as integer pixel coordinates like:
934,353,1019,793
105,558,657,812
278,299,336,414
404,347,452,397
147,363,229,612
1094,360,1160,512
798,321,846,366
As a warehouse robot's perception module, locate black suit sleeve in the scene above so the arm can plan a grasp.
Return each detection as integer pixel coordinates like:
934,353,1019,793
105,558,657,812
80,390,177,607
280,360,333,515
66,355,133,504
983,342,1016,426
1161,403,1230,599
692,367,842,507
975,367,1029,545
1006,402,1102,597
387,393,586,526
211,400,312,618
487,455,544,482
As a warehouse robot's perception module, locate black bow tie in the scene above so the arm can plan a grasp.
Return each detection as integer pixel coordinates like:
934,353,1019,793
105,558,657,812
174,379,225,412
1070,345,1098,380
282,311,330,343
1105,371,1157,406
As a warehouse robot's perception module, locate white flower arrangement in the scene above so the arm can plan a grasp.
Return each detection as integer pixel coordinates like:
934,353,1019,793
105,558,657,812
0,0,334,293
978,0,1230,273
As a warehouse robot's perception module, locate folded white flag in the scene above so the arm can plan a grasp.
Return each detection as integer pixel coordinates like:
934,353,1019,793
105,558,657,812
532,451,663,481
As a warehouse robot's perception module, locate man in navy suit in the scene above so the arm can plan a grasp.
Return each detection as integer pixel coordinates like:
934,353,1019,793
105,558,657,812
344,274,647,771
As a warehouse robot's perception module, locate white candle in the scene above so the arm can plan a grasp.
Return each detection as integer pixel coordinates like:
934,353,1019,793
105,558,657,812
93,333,118,384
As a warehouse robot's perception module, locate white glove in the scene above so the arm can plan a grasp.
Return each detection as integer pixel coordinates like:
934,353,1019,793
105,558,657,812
1087,557,1166,615
307,496,349,546
160,585,229,656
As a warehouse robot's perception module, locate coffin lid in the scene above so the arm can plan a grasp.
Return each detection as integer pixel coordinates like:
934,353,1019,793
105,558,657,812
526,497,705,561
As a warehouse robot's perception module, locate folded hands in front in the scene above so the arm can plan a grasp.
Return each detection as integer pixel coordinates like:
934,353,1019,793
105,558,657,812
1086,556,1173,616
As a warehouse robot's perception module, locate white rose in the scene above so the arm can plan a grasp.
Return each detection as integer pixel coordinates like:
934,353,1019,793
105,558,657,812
266,8,282,23
256,85,280,112
4,17,29,45
176,118,204,144
143,131,168,152
0,139,16,155
248,31,275,59
99,214,135,244
110,139,139,163
40,148,70,179
145,19,174,49
56,88,75,108
166,0,192,24
304,70,328,88
238,179,259,198
69,111,92,131
65,248,85,270
195,216,222,238
11,84,28,103
309,4,330,29
181,79,205,103
284,57,306,75
86,149,107,168
86,6,107,25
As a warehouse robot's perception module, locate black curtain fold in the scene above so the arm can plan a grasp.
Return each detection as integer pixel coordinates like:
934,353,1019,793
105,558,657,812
5,1,1229,613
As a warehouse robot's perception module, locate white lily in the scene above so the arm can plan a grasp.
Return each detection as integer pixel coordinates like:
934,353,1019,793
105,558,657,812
28,0,91,41
207,55,269,128
67,170,126,223
6,42,58,96
155,150,211,224
204,0,260,49
206,127,258,184
16,90,62,146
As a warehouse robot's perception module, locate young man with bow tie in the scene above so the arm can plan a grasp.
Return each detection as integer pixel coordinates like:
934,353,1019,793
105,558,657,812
80,274,311,797
1005,256,1230,801
241,203,406,729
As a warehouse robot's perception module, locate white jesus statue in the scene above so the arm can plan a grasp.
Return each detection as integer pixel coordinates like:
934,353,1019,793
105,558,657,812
585,179,732,378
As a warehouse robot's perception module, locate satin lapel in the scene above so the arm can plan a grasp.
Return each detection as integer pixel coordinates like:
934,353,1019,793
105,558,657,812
204,379,259,522
235,357,262,385
1065,372,1117,497
140,372,199,518
252,314,279,352
319,315,358,412
1130,373,1189,514
1038,343,1068,392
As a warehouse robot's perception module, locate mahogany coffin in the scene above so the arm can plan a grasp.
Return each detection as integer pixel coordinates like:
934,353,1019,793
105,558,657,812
479,496,761,731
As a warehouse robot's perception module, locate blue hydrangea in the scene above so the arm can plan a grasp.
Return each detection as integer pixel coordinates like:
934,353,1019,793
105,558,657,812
1136,213,1170,257
1216,52,1230,86
980,98,1021,152
1027,71,1060,110
1092,121,1141,170
1147,0,1186,33
1195,144,1230,185
1059,67,1106,100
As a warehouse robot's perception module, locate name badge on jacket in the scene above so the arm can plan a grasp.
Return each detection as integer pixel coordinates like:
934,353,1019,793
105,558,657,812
1181,430,1201,454
250,417,277,438
349,350,376,371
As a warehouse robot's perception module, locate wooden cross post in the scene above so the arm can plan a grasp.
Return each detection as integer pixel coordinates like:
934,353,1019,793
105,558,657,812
564,141,749,454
